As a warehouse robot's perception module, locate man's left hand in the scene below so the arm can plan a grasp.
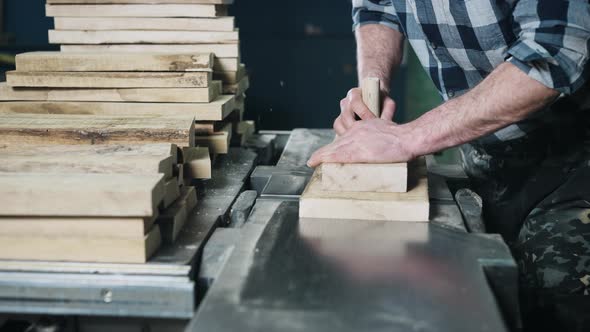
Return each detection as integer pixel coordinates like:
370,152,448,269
307,118,417,168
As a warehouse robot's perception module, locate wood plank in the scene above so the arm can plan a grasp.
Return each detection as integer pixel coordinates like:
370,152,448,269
0,114,195,147
0,217,152,237
194,122,231,154
213,63,245,84
0,172,165,217
15,52,213,72
182,146,211,180
0,143,176,179
6,71,210,88
49,29,239,44
0,95,234,121
158,186,197,243
54,16,235,31
0,81,220,103
48,0,232,4
163,178,181,208
320,163,408,193
222,75,249,95
61,44,240,58
299,163,429,221
0,225,161,263
214,57,238,71
45,4,226,17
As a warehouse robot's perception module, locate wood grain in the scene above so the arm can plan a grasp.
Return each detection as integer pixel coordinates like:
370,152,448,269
15,52,213,72
54,16,235,31
7,71,210,88
61,44,240,58
321,163,408,193
49,29,238,44
46,4,226,17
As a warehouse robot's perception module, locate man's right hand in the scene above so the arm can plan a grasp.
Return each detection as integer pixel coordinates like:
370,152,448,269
333,87,397,136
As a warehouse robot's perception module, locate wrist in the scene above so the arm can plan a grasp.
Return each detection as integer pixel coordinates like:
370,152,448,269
398,121,429,159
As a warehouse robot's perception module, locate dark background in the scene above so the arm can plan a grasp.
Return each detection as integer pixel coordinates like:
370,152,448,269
1,0,441,132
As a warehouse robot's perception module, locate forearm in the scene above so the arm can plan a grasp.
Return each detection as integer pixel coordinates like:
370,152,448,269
406,62,559,156
356,24,404,93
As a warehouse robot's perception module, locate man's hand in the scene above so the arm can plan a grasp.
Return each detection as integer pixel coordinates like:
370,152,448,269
333,87,397,135
308,118,416,167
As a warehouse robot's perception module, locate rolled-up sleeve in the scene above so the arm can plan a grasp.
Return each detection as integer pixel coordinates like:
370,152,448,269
507,0,590,95
352,0,403,33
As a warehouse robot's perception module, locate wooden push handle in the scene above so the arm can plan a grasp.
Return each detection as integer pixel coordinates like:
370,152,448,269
361,77,381,117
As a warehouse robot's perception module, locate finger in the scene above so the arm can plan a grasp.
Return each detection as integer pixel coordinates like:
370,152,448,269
348,89,376,120
340,99,357,130
307,142,336,168
333,117,347,136
380,97,397,122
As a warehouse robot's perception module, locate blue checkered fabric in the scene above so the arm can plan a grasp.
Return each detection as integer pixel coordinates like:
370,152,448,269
353,0,590,143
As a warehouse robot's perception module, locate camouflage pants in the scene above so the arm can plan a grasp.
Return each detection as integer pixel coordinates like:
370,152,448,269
460,119,590,330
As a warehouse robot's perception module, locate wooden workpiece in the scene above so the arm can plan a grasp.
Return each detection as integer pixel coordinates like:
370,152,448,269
0,143,176,179
213,63,245,84
319,77,409,193
0,94,234,121
0,172,165,217
49,30,238,45
194,121,232,154
15,52,213,72
61,44,240,58
182,147,212,180
47,0,233,3
0,114,196,147
45,4,227,18
299,163,429,221
223,75,249,95
54,16,235,31
0,81,221,103
0,225,161,263
7,71,211,88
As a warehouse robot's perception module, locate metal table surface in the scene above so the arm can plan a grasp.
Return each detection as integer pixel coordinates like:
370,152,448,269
0,148,257,319
187,129,519,332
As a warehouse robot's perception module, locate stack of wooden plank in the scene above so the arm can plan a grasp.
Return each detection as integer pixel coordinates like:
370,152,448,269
0,143,204,263
45,0,251,153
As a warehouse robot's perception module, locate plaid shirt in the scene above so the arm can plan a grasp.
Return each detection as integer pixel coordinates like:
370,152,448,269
352,0,590,144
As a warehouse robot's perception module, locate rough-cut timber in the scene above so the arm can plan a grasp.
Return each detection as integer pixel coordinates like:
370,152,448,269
45,4,226,18
0,172,165,217
47,0,232,3
0,96,233,120
182,147,211,180
6,71,210,88
54,16,235,31
158,186,197,244
61,44,240,58
223,75,249,95
213,63,245,84
0,226,161,263
0,143,176,179
15,52,213,72
194,122,231,154
0,114,196,147
0,82,220,103
49,30,239,44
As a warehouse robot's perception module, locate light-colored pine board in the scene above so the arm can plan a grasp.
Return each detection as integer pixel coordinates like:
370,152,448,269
182,146,211,180
157,186,197,243
223,75,249,95
48,0,232,3
320,163,408,193
213,63,245,84
299,164,429,221
0,172,165,217
49,29,239,45
61,44,240,58
214,57,238,71
0,225,161,263
0,114,195,147
0,143,175,179
6,71,210,88
45,4,226,17
0,82,220,103
194,121,216,135
15,52,213,72
0,96,233,121
194,121,231,154
54,16,235,31
0,217,152,238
